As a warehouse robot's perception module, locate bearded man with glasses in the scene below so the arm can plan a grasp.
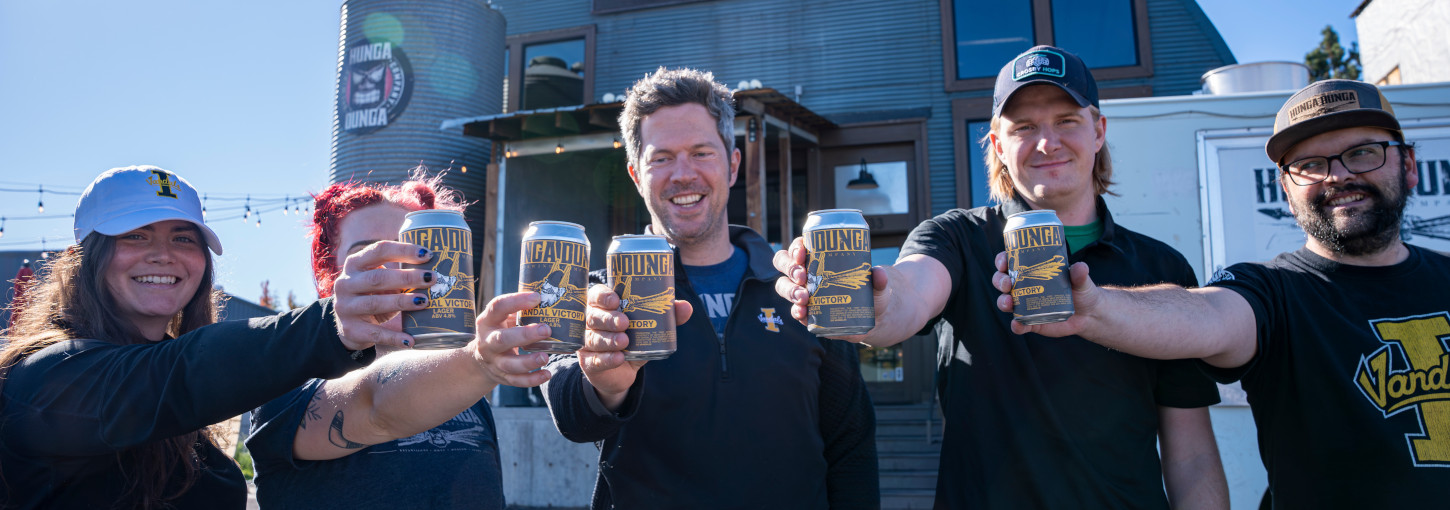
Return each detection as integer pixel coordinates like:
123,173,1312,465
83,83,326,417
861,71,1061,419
990,79,1450,507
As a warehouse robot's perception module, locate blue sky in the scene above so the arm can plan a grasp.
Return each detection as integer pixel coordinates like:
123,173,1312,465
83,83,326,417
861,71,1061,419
0,0,1367,307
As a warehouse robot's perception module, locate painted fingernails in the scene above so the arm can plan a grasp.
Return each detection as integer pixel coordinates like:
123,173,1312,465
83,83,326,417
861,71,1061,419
403,338,412,347
413,296,426,306
423,271,434,283
417,248,430,259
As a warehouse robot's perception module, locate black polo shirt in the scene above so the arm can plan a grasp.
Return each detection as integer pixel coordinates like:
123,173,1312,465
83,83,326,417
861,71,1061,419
901,196,1220,509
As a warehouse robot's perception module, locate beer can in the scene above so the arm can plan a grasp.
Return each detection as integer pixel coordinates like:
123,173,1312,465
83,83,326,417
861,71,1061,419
518,221,590,355
1003,210,1074,325
802,209,875,336
607,235,676,361
399,209,476,349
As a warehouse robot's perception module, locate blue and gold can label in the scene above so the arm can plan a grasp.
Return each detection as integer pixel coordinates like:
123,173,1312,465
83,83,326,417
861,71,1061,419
1004,210,1074,325
518,221,590,355
400,210,476,349
803,209,875,336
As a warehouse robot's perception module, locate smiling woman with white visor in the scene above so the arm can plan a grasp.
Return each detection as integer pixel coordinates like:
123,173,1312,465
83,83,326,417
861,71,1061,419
0,165,432,508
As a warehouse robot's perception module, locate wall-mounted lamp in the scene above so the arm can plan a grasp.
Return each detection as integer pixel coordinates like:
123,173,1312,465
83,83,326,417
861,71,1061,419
555,142,565,154
612,137,622,149
847,158,879,190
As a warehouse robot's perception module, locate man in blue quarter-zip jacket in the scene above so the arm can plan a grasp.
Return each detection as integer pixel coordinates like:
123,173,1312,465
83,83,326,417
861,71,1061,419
541,67,879,510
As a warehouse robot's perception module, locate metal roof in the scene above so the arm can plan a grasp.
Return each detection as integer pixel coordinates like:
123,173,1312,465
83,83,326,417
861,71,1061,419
441,88,834,142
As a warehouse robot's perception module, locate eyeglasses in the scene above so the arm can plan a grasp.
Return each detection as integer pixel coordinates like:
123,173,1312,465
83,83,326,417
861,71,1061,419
1280,141,1404,186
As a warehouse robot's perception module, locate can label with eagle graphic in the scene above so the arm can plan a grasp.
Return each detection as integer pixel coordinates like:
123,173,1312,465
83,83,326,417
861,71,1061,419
518,221,590,355
1004,209,1074,325
399,209,476,349
803,209,875,336
608,235,676,361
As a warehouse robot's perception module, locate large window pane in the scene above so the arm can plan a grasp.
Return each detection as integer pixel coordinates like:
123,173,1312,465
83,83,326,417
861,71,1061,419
1051,0,1137,68
834,161,910,215
521,39,585,109
967,120,995,207
953,0,1035,80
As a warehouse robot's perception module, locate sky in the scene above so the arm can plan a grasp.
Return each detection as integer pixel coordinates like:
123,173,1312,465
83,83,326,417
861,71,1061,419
0,0,1367,308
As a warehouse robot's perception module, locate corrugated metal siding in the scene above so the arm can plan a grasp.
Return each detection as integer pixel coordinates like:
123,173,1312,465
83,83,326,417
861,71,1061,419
491,0,1233,215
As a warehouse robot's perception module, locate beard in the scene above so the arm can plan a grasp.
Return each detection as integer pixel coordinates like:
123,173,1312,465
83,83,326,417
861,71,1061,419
1290,170,1409,257
648,183,728,247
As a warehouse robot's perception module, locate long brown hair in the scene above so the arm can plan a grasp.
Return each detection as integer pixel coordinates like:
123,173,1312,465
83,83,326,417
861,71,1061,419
1,232,222,508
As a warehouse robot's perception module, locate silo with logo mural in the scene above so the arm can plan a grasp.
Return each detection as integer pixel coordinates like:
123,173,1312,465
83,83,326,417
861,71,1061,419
330,0,504,275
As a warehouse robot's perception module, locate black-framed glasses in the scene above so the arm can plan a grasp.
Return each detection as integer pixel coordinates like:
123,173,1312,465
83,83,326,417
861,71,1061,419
1280,141,1404,186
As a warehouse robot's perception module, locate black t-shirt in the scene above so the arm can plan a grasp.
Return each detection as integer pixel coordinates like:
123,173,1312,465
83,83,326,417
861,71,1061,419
1204,245,1450,508
901,197,1220,509
247,378,505,509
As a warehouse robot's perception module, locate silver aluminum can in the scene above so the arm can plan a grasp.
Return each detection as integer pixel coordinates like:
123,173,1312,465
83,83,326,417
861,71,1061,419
607,235,676,361
803,209,875,336
518,221,590,355
1003,210,1074,325
399,209,476,349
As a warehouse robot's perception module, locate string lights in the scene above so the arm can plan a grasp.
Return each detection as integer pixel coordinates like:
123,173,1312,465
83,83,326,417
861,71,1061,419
0,181,353,246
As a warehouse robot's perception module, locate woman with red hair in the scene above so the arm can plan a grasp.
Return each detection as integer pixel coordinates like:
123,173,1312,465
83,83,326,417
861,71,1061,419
246,172,551,508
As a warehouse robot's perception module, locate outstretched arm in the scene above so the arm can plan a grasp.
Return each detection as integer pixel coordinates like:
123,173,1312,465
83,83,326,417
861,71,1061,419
292,292,553,461
990,252,1258,368
773,237,953,348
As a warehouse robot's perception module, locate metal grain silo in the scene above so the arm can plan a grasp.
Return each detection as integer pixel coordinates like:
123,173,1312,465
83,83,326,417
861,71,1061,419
330,0,504,269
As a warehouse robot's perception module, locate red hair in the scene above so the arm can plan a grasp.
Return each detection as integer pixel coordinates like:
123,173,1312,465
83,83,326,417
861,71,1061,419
310,170,465,298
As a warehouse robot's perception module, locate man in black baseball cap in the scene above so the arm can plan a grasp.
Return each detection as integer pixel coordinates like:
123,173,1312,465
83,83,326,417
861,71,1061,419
992,78,1450,507
773,45,1228,508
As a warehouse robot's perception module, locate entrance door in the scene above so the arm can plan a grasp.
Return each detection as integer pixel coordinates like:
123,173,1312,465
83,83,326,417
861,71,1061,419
851,237,936,404
817,122,934,405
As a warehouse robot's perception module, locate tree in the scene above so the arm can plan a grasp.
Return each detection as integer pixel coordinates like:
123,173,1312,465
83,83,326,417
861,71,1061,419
1305,25,1361,82
258,280,278,310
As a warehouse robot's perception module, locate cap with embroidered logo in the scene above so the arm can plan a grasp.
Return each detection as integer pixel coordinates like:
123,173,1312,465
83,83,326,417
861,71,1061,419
993,45,1099,118
1266,79,1401,164
73,165,223,255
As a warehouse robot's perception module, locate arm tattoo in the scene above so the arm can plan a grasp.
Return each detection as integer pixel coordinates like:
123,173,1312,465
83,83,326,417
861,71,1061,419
374,363,405,385
300,390,323,430
328,410,370,449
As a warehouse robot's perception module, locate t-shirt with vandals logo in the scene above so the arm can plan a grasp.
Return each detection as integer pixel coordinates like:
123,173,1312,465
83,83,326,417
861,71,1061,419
1205,245,1450,507
685,246,748,336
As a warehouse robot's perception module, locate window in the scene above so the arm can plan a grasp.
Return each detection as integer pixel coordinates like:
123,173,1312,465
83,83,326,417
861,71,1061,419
951,0,1036,81
939,0,1151,92
1051,0,1138,69
952,97,995,208
505,26,596,112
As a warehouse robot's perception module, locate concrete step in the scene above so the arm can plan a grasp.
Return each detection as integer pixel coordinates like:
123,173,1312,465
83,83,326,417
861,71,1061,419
874,404,943,422
881,470,938,490
880,488,936,509
876,436,942,453
878,452,940,471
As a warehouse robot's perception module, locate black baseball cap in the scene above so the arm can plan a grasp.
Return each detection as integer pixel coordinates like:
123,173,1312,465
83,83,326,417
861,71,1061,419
993,45,1100,118
1266,79,1402,164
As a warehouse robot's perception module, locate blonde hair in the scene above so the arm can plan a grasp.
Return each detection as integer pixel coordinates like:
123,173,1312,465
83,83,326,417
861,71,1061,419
981,105,1116,204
